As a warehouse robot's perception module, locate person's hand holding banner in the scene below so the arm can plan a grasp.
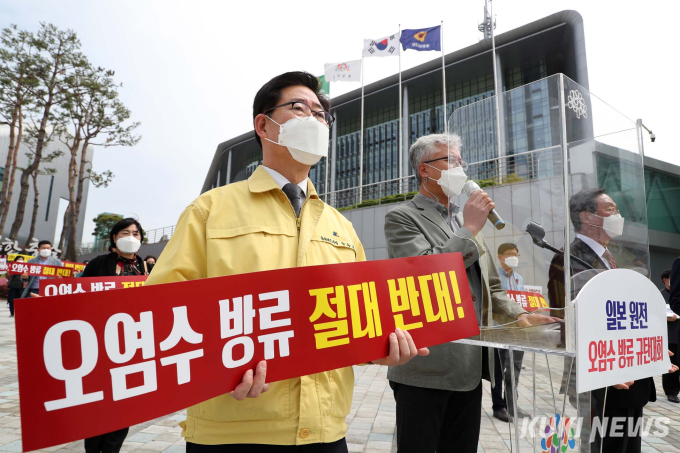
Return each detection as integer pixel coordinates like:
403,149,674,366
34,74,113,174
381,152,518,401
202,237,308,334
16,252,479,452
228,360,270,400
228,327,430,400
372,328,429,366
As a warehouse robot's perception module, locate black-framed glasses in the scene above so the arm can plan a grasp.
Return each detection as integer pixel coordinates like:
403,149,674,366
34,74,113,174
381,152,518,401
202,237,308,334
423,156,468,171
266,101,335,128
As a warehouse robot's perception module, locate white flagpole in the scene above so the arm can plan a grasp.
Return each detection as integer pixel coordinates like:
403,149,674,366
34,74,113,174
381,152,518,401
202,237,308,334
398,24,403,191
441,20,447,135
490,0,503,185
359,56,365,204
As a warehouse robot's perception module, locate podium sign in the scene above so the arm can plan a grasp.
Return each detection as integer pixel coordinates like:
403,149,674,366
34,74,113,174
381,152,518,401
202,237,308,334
576,269,670,393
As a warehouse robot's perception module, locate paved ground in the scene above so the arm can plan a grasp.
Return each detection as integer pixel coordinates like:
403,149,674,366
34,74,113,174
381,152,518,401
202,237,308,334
1,312,679,452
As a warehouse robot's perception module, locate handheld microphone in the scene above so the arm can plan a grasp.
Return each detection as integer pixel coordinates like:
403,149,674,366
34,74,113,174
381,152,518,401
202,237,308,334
462,181,506,230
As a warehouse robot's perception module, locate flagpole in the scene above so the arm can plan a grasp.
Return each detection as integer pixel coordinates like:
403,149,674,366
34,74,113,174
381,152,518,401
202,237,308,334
359,55,364,204
490,0,503,185
441,20,447,135
398,23,403,191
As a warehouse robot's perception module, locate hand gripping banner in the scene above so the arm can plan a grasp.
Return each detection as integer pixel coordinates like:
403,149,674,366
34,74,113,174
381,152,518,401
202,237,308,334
16,253,479,451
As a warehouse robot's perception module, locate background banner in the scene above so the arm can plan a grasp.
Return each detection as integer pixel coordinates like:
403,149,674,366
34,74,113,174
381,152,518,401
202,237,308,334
40,276,147,296
505,290,549,312
16,253,479,451
7,261,73,277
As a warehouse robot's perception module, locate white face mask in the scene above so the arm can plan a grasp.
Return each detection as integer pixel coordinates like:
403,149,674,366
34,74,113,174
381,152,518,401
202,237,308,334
39,249,52,258
589,213,625,238
426,164,467,198
265,116,330,165
116,236,141,254
504,256,519,268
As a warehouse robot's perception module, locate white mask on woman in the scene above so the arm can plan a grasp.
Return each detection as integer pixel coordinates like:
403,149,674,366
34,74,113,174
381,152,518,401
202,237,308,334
265,116,329,165
116,236,141,254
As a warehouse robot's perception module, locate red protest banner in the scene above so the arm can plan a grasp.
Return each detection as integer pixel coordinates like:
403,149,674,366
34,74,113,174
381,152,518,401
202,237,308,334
506,290,549,312
40,276,148,296
15,253,479,452
7,261,73,278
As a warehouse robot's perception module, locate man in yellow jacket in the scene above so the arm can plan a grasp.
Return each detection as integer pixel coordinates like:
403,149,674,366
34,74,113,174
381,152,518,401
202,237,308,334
146,71,428,453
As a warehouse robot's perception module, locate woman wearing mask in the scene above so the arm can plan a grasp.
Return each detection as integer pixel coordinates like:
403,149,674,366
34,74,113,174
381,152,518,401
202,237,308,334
144,255,156,272
82,218,149,279
6,256,26,317
80,218,148,453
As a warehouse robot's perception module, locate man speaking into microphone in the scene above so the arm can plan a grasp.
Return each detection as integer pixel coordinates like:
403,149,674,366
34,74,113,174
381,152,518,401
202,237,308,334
384,133,558,453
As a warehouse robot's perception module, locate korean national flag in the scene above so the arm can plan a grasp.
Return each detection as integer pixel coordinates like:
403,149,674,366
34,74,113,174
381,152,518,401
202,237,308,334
400,26,441,52
362,32,401,57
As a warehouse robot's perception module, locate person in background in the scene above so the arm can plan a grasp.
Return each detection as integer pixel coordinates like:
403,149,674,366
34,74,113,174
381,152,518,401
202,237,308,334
83,219,149,279
144,255,156,272
491,243,529,422
80,218,149,453
663,268,680,403
21,240,62,298
6,256,25,317
548,188,672,452
75,260,90,278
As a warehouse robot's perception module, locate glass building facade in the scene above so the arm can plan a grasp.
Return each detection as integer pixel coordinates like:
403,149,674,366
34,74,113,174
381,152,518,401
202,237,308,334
210,57,556,209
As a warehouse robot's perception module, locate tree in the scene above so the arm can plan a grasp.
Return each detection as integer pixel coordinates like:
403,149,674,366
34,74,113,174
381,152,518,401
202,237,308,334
0,25,39,233
61,63,139,261
9,23,87,240
93,213,122,250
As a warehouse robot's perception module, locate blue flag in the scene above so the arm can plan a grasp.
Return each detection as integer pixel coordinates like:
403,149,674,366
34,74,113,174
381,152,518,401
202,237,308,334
400,26,441,52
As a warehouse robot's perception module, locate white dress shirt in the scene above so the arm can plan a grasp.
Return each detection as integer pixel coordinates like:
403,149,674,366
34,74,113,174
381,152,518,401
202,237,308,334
576,233,611,269
262,166,308,205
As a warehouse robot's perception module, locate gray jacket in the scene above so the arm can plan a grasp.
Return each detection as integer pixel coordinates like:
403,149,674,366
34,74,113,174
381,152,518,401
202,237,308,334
385,194,526,391
21,255,63,298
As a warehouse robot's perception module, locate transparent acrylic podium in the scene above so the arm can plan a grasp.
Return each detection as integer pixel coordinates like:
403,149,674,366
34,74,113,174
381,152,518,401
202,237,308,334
447,74,650,452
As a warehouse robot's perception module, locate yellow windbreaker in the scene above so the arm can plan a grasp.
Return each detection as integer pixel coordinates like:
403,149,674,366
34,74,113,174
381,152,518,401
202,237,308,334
145,166,366,445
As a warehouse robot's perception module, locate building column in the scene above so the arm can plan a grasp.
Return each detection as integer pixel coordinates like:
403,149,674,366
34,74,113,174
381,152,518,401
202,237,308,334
330,111,338,206
494,52,508,181
226,149,233,185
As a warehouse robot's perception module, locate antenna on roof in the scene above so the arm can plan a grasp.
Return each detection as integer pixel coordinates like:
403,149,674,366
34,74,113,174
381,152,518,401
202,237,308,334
478,0,495,40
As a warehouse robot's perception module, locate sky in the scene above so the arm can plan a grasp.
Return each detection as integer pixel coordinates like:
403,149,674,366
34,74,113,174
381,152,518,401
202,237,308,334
2,0,678,243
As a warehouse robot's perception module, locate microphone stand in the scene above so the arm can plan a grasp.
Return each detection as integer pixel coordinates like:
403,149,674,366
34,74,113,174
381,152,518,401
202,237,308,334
525,222,595,271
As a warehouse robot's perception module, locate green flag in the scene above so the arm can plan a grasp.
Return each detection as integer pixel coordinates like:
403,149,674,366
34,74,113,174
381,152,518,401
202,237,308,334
318,75,330,95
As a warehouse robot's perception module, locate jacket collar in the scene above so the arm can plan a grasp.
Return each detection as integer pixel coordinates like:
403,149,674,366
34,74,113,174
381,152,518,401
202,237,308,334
572,237,608,270
411,193,452,239
248,165,318,199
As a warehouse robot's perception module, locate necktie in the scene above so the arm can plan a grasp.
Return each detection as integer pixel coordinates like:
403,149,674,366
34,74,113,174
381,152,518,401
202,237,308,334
282,183,302,218
602,249,618,269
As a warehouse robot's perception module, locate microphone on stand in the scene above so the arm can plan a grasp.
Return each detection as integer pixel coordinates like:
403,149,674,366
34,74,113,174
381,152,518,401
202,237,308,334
462,180,506,230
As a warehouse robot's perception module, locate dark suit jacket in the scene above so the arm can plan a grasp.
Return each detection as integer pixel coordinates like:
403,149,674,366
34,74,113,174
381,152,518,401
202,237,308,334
670,257,680,345
662,287,680,346
549,236,655,410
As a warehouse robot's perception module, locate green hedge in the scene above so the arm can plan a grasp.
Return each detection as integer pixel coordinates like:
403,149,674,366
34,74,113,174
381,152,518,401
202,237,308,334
337,190,419,211
335,175,524,212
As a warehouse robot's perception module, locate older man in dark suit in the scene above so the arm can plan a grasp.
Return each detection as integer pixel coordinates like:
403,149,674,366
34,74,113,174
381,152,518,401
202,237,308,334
548,188,667,453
